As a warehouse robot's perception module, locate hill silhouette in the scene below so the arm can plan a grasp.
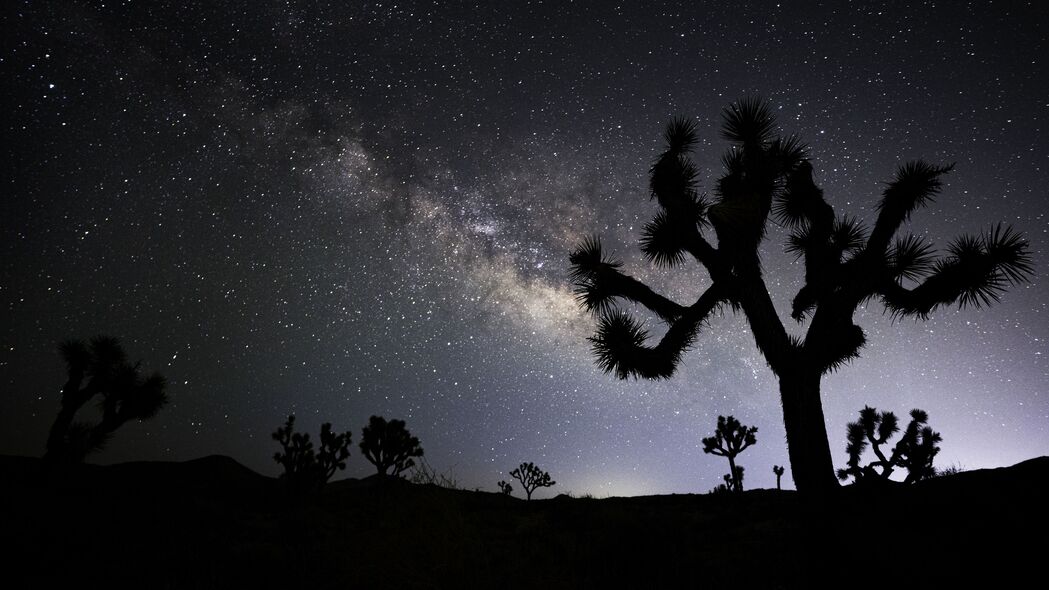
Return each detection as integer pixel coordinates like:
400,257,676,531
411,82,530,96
3,454,1046,588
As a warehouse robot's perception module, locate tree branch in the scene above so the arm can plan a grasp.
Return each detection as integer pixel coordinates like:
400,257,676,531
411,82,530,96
570,236,688,322
588,285,726,379
879,225,1033,319
734,277,798,376
865,161,954,257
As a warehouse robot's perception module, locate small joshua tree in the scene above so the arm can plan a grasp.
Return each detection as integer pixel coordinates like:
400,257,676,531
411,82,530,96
702,415,757,493
44,336,167,464
497,480,513,496
272,414,352,493
773,465,785,490
509,462,556,500
836,406,942,484
359,415,424,477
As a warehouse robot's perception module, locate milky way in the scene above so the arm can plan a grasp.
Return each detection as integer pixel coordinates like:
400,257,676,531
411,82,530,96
3,1,1047,495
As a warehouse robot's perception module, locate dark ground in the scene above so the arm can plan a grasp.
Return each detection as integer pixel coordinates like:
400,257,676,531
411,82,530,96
3,454,1046,589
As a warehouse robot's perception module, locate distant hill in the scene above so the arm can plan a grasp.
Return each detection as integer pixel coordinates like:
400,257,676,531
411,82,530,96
2,454,1046,588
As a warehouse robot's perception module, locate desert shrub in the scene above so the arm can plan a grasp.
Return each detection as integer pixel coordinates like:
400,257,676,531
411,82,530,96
408,458,460,489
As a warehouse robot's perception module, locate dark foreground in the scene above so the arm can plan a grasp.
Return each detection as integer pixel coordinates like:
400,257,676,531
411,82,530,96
3,455,1046,589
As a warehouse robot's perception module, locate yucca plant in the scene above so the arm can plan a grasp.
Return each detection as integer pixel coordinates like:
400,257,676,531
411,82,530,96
44,336,167,463
569,99,1032,493
836,406,942,484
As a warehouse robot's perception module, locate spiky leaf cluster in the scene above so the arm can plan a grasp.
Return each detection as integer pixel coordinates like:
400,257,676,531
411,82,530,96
881,224,1033,319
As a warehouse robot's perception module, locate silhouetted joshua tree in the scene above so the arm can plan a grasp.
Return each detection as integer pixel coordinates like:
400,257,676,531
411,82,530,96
272,414,352,493
837,406,942,484
569,99,1033,493
44,336,167,464
509,462,555,500
702,415,757,493
359,415,424,477
773,465,785,490
497,480,513,496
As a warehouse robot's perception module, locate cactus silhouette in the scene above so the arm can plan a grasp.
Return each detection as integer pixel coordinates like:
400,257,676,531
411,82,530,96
359,415,424,477
702,415,757,493
569,99,1032,493
836,406,942,484
773,465,785,490
509,462,555,500
272,414,352,494
44,336,167,463
497,480,513,496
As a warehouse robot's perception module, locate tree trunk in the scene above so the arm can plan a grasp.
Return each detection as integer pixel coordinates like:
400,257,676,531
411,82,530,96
44,403,79,461
727,456,739,493
43,376,90,462
779,372,839,493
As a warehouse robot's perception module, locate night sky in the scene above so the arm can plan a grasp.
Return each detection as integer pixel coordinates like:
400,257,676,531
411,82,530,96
3,1,1047,496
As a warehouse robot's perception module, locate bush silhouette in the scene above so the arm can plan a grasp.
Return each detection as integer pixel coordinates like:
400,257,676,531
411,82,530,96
708,480,731,495
44,336,167,463
497,480,513,496
272,414,352,494
359,415,423,477
773,465,785,490
407,458,460,489
934,463,965,478
702,415,757,493
569,98,1032,493
509,462,555,500
836,406,942,484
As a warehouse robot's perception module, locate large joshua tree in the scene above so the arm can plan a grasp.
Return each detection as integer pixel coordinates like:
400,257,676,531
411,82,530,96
568,99,1032,493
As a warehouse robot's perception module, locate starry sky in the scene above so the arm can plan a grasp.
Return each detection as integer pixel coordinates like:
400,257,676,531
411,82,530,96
2,1,1047,496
